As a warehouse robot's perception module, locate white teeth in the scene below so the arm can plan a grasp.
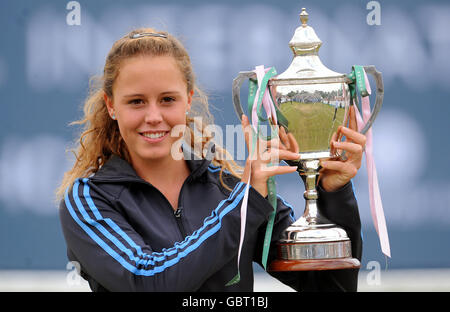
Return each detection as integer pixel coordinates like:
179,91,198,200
142,132,166,139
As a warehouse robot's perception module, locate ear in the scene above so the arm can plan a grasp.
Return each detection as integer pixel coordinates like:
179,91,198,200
186,89,194,112
103,92,115,118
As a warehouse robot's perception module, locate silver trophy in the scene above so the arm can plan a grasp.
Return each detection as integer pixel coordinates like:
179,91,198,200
232,8,383,271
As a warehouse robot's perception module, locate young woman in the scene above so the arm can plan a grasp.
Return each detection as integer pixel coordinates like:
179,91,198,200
57,28,365,292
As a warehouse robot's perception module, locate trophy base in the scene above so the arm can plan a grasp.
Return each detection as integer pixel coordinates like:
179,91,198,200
269,257,360,271
268,223,361,271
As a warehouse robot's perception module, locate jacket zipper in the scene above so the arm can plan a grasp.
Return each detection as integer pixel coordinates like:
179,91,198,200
174,207,187,238
173,175,191,240
173,177,191,240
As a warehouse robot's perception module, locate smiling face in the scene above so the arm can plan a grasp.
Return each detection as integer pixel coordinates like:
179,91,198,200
105,55,193,167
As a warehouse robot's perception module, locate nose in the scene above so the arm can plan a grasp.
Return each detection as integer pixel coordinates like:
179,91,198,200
144,103,163,125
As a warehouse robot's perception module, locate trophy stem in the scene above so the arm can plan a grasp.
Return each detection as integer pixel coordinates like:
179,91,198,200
293,158,324,226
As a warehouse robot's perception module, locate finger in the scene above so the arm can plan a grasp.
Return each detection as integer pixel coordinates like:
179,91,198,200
333,141,363,157
320,160,358,178
328,141,363,170
242,116,262,159
241,115,252,152
279,126,291,150
339,126,366,146
286,132,299,153
330,130,338,143
348,105,358,132
330,131,338,156
260,148,300,163
241,158,251,182
241,114,250,130
259,164,298,176
264,137,281,150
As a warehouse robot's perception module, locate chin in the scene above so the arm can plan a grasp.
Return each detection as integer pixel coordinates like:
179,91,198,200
135,148,174,163
128,136,183,164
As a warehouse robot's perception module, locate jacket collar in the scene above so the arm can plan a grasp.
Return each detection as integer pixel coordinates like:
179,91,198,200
90,142,215,183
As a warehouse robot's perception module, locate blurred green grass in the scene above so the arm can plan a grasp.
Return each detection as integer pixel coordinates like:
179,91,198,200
279,101,345,152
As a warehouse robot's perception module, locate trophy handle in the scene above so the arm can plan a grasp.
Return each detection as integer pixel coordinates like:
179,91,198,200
232,71,256,121
356,65,384,135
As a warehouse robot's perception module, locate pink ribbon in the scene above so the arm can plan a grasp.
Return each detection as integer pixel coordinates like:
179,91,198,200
252,65,277,131
353,70,391,258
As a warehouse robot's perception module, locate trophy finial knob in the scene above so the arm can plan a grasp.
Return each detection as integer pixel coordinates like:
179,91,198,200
300,8,309,27
287,7,323,58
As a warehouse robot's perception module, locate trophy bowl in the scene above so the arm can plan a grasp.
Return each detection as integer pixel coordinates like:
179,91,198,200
232,8,383,271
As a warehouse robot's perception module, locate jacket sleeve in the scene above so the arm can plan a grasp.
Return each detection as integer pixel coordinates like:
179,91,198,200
59,178,270,292
253,181,362,292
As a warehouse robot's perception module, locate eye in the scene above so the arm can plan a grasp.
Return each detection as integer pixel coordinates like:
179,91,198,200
161,96,176,104
128,99,144,105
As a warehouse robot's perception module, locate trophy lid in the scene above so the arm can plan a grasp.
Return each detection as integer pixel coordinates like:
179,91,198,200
274,8,346,83
289,8,322,54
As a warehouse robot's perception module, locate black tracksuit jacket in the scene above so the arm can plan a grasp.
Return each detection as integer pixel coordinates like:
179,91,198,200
59,153,362,292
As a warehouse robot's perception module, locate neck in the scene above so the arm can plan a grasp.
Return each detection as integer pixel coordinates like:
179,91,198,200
131,154,190,186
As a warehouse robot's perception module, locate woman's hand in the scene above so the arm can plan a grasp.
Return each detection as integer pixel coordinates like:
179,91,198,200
319,106,366,192
240,115,299,197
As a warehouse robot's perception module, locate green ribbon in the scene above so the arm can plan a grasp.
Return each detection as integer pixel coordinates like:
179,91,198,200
347,65,369,112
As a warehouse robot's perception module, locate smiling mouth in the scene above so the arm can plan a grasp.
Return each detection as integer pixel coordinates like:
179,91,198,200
139,131,170,141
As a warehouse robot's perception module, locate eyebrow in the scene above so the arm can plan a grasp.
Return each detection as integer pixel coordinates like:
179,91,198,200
123,93,145,98
123,91,182,98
